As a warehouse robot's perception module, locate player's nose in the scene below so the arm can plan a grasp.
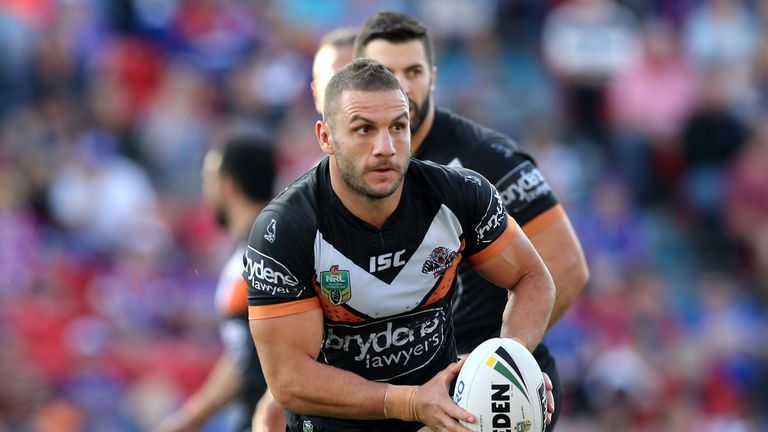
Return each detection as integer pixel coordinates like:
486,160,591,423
373,130,396,156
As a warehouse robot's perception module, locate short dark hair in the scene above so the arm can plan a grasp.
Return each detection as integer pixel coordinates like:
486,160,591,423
323,58,404,126
353,11,434,67
319,27,357,50
218,136,276,202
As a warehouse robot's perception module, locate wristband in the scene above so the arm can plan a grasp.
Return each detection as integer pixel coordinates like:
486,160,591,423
383,385,420,421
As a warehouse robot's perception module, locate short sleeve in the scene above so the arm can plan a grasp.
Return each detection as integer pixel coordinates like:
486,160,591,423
452,169,516,258
243,209,320,319
491,153,559,226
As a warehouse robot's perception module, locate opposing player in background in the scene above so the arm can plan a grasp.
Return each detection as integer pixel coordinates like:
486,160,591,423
155,136,277,432
353,12,590,430
246,58,555,432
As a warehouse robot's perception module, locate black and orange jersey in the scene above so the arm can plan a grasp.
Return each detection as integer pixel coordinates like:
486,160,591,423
416,108,564,354
215,246,250,319
214,245,267,430
245,157,516,432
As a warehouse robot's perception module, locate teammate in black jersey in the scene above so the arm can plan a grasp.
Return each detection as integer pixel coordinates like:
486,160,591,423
156,137,276,432
353,12,590,431
245,58,555,432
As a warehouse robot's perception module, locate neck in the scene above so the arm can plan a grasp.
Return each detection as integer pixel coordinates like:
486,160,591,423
409,103,435,155
328,160,402,228
228,201,266,240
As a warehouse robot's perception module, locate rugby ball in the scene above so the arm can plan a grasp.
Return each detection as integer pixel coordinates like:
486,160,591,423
453,338,547,432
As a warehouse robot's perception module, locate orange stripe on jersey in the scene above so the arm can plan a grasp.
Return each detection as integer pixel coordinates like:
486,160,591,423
248,298,320,320
521,204,565,237
466,215,517,266
223,278,249,316
422,251,464,307
312,278,366,323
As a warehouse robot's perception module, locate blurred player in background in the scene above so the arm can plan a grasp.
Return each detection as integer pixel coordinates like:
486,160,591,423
353,12,590,430
155,136,277,432
311,27,357,115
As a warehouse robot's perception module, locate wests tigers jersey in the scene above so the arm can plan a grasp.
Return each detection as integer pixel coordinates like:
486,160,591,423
245,157,516,432
416,108,565,353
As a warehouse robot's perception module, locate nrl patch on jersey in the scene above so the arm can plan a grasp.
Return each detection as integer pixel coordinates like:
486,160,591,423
302,420,313,432
319,265,351,305
496,161,552,213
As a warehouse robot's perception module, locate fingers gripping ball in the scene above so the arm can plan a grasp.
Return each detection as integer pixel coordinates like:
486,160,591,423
452,338,547,432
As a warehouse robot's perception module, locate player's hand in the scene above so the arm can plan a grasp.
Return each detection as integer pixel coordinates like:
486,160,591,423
415,358,476,432
543,372,554,424
252,389,286,432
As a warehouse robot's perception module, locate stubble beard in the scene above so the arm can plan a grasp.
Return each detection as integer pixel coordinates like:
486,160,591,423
335,147,406,200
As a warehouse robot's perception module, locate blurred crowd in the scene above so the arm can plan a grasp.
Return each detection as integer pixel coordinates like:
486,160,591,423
1,0,767,431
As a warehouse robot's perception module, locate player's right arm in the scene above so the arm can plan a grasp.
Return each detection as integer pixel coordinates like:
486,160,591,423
249,308,383,417
245,210,476,431
489,150,588,329
525,215,588,329
249,310,475,430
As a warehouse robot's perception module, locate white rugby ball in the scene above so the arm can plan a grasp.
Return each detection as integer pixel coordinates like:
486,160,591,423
452,338,547,432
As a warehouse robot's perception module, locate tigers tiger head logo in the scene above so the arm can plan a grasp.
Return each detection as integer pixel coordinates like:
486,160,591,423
421,246,457,278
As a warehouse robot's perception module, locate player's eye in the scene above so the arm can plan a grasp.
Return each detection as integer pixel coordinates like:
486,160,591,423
391,123,406,132
407,67,422,78
356,125,372,134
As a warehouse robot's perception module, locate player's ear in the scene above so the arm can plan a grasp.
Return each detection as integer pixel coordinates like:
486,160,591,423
315,120,335,155
219,173,238,200
430,66,438,92
310,80,321,113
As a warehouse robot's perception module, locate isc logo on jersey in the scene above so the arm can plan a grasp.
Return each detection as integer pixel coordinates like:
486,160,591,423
369,249,406,273
496,161,551,212
453,338,546,432
244,247,301,297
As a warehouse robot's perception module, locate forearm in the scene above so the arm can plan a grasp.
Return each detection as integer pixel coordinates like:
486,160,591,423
546,255,589,329
180,353,241,424
269,358,419,421
471,223,557,351
499,271,555,351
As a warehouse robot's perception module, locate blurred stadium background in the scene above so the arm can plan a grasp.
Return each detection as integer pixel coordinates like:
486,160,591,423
1,0,767,430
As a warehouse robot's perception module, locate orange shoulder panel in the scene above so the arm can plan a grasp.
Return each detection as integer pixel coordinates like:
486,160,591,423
248,297,320,320
521,204,565,237
223,278,249,316
466,215,517,266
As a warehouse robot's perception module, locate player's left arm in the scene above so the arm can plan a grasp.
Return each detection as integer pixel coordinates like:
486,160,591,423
468,217,555,352
455,167,555,351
